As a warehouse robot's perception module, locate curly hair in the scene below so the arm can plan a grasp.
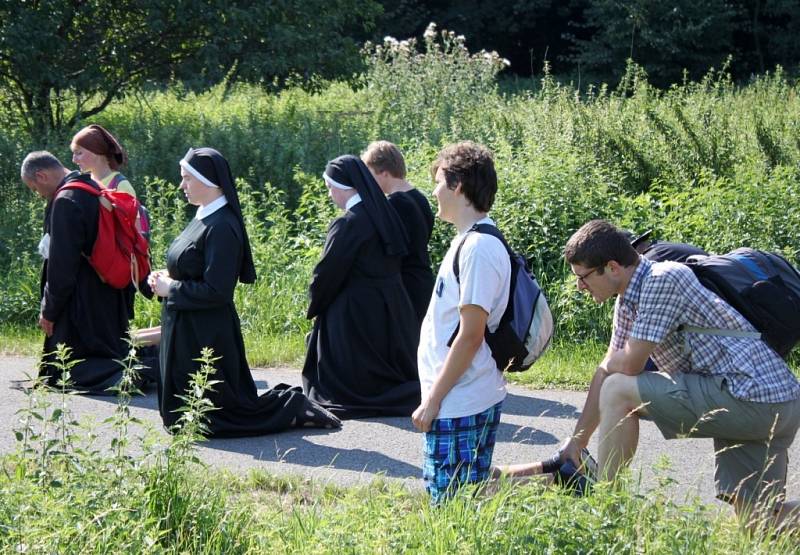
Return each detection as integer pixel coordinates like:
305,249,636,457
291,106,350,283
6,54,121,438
430,141,497,212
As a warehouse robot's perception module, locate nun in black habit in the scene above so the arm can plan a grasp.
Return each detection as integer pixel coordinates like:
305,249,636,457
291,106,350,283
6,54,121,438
149,147,340,436
302,155,421,418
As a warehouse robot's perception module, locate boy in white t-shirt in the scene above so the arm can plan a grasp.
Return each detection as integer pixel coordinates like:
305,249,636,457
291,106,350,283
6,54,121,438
412,141,510,503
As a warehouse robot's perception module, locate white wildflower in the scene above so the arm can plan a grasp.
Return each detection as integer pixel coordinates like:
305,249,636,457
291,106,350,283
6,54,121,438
423,22,437,40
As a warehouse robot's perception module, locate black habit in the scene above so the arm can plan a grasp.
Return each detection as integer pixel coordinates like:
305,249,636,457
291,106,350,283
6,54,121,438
158,147,324,437
387,188,435,324
39,172,133,393
302,156,421,418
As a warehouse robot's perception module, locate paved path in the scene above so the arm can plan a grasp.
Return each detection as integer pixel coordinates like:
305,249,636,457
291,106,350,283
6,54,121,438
2,356,797,507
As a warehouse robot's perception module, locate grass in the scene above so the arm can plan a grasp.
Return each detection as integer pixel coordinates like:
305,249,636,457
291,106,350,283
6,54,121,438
244,333,308,368
4,453,798,553
2,333,799,553
508,340,605,390
0,323,40,356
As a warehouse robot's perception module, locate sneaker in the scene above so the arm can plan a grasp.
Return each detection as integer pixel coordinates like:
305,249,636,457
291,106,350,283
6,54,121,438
544,439,598,480
554,460,592,497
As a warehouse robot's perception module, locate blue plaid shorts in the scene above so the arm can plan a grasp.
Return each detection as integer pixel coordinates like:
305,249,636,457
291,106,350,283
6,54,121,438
422,401,503,504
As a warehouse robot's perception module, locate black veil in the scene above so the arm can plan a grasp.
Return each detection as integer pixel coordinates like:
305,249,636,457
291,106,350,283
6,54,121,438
181,147,257,283
324,155,408,257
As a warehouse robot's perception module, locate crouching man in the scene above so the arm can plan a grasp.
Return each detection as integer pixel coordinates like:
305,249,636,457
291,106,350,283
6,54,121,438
563,219,800,530
412,142,510,503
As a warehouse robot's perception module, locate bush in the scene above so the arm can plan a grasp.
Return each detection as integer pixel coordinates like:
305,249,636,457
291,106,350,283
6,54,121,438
2,31,799,359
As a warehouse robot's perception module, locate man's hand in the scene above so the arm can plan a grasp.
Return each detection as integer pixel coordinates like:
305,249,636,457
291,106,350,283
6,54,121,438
412,396,441,432
38,314,54,337
560,436,584,466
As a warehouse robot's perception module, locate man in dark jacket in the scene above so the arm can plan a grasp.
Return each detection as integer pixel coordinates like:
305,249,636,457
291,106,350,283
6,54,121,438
21,151,138,393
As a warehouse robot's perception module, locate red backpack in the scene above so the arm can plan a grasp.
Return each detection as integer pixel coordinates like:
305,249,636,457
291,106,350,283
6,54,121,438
59,176,151,289
107,172,151,239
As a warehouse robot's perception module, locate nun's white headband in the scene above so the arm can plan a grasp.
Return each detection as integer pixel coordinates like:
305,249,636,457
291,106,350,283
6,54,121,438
180,150,220,189
323,173,353,190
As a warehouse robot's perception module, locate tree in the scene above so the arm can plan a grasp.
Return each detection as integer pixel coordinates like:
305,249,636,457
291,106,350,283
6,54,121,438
568,0,739,86
371,0,580,75
0,0,379,136
733,0,800,74
189,1,382,88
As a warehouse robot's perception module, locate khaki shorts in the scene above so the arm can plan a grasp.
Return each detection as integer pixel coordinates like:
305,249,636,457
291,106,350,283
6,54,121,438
637,371,800,506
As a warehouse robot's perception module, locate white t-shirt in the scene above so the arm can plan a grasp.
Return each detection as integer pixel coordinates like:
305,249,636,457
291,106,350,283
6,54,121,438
417,217,510,419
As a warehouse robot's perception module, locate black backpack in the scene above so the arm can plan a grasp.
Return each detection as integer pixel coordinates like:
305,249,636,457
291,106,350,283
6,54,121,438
684,248,800,359
449,223,553,372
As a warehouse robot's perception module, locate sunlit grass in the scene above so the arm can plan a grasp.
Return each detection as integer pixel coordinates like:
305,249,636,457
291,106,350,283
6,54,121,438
508,340,605,389
0,323,40,356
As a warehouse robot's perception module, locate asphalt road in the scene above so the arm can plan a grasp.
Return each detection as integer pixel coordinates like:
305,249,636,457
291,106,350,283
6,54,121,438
2,356,797,507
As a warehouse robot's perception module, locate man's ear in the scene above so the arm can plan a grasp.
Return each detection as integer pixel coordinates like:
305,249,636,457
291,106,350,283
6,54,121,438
606,260,623,274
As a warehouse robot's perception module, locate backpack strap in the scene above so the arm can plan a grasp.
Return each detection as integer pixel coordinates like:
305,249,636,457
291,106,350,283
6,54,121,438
678,324,760,339
106,172,126,191
448,222,515,346
60,181,100,196
677,323,761,355
452,223,513,283
60,174,102,197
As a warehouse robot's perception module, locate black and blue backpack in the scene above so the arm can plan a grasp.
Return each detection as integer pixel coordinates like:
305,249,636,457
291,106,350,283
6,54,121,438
449,223,554,372
684,248,800,359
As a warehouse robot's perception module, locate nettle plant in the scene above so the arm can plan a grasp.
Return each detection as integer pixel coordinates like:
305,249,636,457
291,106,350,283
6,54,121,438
363,22,510,143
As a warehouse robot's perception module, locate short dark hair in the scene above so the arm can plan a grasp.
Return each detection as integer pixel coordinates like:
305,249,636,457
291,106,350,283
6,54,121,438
21,151,64,181
431,141,497,213
564,220,639,269
361,140,406,179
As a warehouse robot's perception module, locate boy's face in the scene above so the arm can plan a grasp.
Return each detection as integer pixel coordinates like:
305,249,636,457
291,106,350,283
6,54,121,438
433,166,459,223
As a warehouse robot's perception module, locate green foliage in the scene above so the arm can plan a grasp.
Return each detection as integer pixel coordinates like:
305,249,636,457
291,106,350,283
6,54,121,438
362,23,510,144
2,345,255,553
2,31,800,364
0,0,380,136
0,0,215,135
177,0,381,90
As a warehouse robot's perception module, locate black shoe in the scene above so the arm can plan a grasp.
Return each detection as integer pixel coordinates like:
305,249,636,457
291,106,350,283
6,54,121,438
554,460,593,496
293,399,341,429
543,439,598,479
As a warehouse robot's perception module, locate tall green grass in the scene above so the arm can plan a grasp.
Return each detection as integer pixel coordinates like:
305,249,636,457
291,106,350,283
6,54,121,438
1,28,799,368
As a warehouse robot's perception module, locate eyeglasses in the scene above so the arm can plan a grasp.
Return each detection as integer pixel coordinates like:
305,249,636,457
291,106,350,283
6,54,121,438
574,266,601,285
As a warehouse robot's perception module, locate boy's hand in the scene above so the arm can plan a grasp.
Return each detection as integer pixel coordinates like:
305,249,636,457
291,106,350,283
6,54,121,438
412,397,441,432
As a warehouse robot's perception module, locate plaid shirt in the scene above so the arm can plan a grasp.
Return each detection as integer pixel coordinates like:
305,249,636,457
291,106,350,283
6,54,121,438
612,257,800,404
